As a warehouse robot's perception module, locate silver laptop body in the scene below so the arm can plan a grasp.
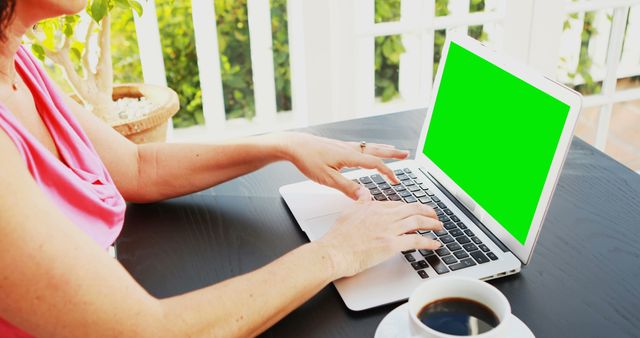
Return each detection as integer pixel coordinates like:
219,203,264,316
279,35,581,311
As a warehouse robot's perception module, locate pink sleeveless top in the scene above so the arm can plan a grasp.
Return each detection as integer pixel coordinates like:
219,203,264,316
0,47,126,337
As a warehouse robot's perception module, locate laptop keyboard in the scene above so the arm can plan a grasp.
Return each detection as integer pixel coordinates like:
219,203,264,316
354,168,499,279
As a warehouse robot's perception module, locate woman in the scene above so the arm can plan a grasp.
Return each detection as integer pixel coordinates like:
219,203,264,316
0,1,442,336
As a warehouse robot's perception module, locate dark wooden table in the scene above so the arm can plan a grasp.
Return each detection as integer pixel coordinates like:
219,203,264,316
116,109,640,338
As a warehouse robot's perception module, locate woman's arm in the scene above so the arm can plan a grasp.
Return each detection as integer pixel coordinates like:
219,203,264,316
128,132,409,202
62,96,409,203
61,95,288,202
0,131,442,337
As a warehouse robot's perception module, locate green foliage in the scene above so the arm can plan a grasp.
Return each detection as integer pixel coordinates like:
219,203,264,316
156,0,291,127
374,0,402,102
374,0,456,102
433,1,449,77
433,29,446,77
42,0,578,129
89,0,143,22
30,0,143,58
35,0,462,126
89,0,110,22
111,6,143,84
271,0,291,112
468,0,487,42
154,0,204,127
375,0,400,23
208,0,292,119
30,18,69,60
375,35,404,102
564,11,602,95
28,0,143,85
435,0,449,16
214,0,255,120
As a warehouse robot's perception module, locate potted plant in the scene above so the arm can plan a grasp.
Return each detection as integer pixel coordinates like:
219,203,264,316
25,0,179,144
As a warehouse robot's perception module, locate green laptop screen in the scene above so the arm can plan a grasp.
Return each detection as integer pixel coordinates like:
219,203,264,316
423,42,570,245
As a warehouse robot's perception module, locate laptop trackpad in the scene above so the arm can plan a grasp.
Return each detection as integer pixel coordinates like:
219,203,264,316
300,213,421,311
301,213,341,240
280,180,354,221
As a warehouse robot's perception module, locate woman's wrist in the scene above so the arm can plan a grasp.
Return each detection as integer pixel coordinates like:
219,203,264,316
255,131,299,162
308,240,346,282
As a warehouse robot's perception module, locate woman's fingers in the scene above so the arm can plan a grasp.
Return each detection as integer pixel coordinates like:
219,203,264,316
367,143,396,149
356,186,372,202
390,202,438,221
349,142,410,160
326,170,364,200
345,154,399,184
396,215,443,234
365,145,410,160
394,234,442,252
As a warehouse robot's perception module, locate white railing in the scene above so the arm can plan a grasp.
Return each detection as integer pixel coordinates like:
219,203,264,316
131,0,640,150
558,1,640,148
353,0,506,117
559,3,640,84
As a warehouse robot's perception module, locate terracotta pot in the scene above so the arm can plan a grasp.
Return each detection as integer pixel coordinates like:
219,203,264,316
110,84,180,144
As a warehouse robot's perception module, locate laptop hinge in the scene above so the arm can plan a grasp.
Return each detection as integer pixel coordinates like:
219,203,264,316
419,168,511,253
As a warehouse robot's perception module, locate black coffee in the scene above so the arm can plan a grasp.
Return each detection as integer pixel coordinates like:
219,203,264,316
418,297,500,336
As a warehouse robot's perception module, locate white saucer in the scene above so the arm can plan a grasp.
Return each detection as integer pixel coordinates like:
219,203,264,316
374,303,535,338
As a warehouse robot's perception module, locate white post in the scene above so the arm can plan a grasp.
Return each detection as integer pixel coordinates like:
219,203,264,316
247,0,278,122
618,5,640,78
328,0,359,122
482,0,504,50
526,0,566,78
133,0,167,87
191,0,227,131
557,11,585,85
587,9,614,83
399,0,433,107
289,0,369,124
354,0,375,117
133,0,172,138
447,0,470,37
287,0,309,126
291,0,334,125
286,0,366,126
419,0,436,103
503,0,565,76
499,0,533,63
595,7,630,149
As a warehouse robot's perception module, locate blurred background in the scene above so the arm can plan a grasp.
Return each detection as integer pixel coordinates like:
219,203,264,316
37,0,640,172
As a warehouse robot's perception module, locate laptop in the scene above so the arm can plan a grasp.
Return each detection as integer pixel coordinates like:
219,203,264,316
279,35,582,311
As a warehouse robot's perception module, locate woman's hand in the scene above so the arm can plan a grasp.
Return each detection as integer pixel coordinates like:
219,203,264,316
278,132,410,199
316,188,443,279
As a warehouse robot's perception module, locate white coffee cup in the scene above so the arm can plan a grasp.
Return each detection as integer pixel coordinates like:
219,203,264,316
408,276,512,338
